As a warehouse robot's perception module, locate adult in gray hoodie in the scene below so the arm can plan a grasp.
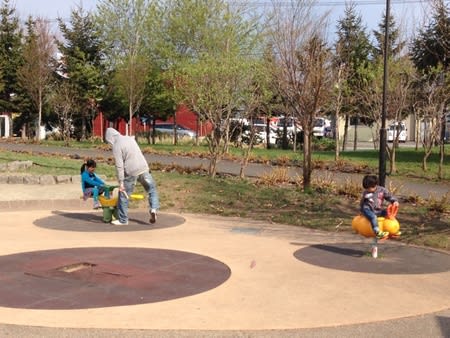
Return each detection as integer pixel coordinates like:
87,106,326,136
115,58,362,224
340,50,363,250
105,128,159,225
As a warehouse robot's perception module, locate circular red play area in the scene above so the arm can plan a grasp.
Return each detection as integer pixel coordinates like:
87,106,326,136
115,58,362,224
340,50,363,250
0,247,231,309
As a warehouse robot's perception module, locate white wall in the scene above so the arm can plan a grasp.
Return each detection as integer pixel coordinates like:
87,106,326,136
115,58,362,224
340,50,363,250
0,115,12,138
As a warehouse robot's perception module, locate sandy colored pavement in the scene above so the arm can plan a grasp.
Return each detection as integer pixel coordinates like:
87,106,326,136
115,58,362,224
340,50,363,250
0,183,449,337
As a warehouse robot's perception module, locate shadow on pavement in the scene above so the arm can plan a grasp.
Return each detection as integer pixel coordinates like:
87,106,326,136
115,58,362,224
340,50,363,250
294,242,450,274
33,211,185,232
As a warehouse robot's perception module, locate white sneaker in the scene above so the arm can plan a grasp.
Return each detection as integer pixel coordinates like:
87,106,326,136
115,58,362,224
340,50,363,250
149,209,157,224
111,219,128,226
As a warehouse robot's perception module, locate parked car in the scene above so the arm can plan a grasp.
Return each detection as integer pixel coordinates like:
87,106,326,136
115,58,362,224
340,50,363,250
153,123,196,139
275,117,302,147
313,117,331,138
387,122,407,142
276,117,301,135
242,120,278,145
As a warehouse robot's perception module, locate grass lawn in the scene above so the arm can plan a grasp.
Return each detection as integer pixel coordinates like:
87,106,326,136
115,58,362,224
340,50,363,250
0,140,448,251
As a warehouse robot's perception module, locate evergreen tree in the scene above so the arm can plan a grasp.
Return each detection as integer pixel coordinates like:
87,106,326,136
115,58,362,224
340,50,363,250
373,11,406,58
0,0,23,112
334,3,372,150
57,4,106,140
411,0,450,71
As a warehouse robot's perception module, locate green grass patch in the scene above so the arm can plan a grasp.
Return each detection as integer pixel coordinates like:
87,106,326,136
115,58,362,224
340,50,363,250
0,144,448,251
28,139,450,181
0,150,116,178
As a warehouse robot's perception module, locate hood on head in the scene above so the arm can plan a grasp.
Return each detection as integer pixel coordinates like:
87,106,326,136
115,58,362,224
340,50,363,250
105,128,120,145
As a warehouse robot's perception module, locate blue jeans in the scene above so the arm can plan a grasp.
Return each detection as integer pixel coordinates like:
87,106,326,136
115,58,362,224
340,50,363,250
117,171,160,223
83,186,105,202
361,206,387,233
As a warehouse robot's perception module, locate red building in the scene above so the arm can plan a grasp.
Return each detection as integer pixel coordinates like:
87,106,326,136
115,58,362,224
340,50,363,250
92,105,212,138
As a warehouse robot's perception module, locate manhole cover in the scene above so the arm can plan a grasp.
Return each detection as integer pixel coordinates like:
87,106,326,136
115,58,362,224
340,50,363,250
0,247,231,309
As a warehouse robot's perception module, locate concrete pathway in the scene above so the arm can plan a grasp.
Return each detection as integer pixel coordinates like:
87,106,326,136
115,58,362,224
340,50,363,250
0,183,449,337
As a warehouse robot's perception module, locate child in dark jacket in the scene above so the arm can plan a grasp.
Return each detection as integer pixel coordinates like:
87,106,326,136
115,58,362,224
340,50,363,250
81,159,105,209
360,174,399,239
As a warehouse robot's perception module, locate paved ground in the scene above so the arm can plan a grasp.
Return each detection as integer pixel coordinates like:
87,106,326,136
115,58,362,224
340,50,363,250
0,183,449,337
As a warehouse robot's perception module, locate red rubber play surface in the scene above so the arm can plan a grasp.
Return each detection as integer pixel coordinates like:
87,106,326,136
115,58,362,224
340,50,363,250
0,247,231,309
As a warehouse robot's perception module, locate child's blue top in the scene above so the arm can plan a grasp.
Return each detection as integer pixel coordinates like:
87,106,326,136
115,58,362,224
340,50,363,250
81,170,105,193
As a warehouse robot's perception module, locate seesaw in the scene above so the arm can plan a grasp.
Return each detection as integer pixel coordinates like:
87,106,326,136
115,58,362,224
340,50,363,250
98,190,145,223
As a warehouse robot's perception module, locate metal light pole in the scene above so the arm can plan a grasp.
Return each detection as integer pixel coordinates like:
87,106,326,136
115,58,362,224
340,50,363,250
379,0,390,187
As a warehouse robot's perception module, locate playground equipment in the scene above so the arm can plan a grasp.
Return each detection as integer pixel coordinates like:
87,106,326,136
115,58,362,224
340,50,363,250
98,185,119,222
351,204,401,258
98,187,145,223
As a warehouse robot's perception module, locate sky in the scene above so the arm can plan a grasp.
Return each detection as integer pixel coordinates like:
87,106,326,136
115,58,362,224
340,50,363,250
12,0,98,20
11,0,431,41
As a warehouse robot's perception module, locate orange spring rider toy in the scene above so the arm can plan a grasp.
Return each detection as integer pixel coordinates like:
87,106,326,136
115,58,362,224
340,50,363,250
351,204,401,238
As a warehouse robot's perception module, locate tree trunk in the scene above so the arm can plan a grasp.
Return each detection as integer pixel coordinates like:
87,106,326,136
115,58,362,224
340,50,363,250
209,155,218,178
415,113,420,151
208,125,222,178
36,94,43,143
342,114,349,151
334,107,340,161
438,140,445,179
21,124,27,140
422,149,432,171
128,103,133,135
303,130,312,190
353,117,358,151
81,112,87,141
389,145,397,174
173,111,178,145
239,143,253,178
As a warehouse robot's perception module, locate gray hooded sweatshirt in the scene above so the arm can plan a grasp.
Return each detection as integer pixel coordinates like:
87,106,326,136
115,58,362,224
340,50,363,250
105,128,149,184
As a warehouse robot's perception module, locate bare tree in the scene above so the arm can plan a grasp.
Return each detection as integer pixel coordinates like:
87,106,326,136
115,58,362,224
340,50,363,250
239,62,273,178
331,62,347,160
385,57,416,174
267,1,331,189
49,82,77,146
17,17,55,141
416,69,448,172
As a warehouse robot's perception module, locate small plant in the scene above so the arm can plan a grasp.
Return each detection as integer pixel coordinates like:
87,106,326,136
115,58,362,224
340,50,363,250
426,193,450,214
312,159,327,170
256,167,290,186
274,155,291,167
312,174,337,193
403,194,424,205
293,174,304,187
312,137,335,151
336,178,361,199
387,181,402,196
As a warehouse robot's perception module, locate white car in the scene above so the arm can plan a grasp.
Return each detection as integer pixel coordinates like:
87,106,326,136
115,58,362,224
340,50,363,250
154,123,196,139
243,122,278,145
313,117,331,138
276,117,301,135
387,122,407,142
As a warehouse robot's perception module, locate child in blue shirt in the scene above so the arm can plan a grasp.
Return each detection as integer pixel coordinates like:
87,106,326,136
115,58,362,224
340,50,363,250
81,159,105,209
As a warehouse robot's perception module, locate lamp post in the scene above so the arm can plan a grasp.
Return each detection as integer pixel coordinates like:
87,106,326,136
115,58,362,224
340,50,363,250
378,0,391,187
